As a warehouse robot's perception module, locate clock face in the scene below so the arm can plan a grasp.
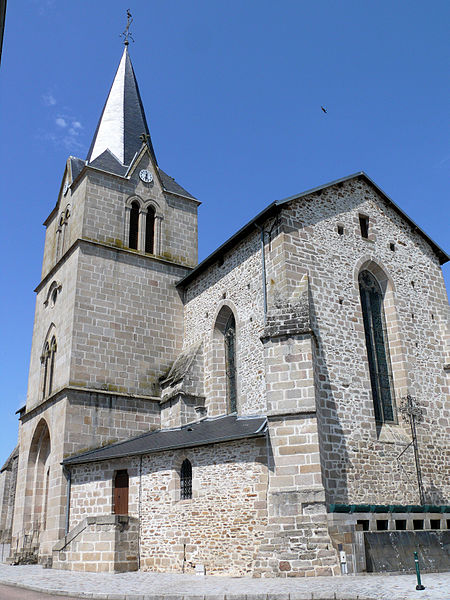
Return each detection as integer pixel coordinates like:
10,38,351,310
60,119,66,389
139,169,153,183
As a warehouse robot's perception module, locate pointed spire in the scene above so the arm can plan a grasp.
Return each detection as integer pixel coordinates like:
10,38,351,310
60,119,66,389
86,47,157,167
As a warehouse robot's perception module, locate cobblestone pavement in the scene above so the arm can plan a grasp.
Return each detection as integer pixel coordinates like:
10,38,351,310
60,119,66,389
0,565,449,600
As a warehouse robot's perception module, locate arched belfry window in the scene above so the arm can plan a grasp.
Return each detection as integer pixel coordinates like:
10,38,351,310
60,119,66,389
359,270,395,423
224,314,237,413
145,206,155,254
129,201,140,250
180,459,192,500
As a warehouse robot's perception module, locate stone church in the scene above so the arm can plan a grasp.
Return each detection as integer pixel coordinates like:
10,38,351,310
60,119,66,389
0,46,449,577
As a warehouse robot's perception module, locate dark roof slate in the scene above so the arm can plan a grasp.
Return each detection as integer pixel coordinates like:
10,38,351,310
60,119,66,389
69,157,86,182
89,150,128,176
63,414,267,465
1,445,19,473
158,168,196,199
86,47,157,167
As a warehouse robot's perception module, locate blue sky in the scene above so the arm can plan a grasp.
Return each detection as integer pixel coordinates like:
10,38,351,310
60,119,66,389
0,1,448,464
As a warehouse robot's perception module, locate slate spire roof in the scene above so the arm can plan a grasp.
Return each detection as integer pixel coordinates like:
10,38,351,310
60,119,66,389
86,46,157,167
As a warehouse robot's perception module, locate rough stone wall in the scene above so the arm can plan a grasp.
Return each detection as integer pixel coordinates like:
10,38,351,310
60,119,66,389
183,231,267,416
272,177,450,505
68,440,268,577
0,448,18,544
69,457,140,529
139,439,268,576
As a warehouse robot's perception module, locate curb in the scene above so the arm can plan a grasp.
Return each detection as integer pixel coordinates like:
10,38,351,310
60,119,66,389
0,581,377,600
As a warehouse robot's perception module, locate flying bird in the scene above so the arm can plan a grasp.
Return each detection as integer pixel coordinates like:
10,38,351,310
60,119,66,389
321,106,328,114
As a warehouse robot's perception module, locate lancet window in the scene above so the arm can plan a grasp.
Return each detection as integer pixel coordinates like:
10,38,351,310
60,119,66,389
127,200,157,254
41,336,57,399
224,314,237,413
358,270,395,423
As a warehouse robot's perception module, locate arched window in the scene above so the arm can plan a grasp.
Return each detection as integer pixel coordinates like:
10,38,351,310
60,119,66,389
113,470,129,514
145,206,155,254
224,314,237,413
359,270,395,423
128,201,140,250
180,459,192,500
48,337,57,396
42,336,57,399
42,342,50,399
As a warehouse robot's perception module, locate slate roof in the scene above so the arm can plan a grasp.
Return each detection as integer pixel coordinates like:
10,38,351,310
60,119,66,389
1,445,19,473
177,171,449,288
63,414,267,466
64,49,196,201
86,47,156,166
160,341,202,387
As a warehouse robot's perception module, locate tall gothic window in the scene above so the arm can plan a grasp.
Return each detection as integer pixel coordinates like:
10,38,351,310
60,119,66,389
180,459,192,500
145,206,155,253
359,270,395,423
129,201,140,249
48,336,57,395
224,313,237,413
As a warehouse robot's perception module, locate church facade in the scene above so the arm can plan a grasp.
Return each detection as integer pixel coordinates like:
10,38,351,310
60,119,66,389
1,47,449,577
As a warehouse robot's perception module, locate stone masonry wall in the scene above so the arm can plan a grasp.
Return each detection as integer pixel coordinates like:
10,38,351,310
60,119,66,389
274,177,450,505
53,515,138,573
183,231,267,417
69,439,268,577
70,242,188,397
27,248,79,411
83,153,198,268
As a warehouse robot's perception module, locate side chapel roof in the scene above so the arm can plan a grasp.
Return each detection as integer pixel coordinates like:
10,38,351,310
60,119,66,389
63,414,267,465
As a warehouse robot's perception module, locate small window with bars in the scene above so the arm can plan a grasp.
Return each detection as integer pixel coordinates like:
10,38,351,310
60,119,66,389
180,459,192,500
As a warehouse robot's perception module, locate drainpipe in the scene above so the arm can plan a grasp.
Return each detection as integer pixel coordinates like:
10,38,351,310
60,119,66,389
63,465,71,534
137,454,143,570
255,224,267,324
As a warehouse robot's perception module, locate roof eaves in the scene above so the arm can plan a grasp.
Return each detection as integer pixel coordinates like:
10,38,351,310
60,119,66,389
63,429,266,465
62,415,268,466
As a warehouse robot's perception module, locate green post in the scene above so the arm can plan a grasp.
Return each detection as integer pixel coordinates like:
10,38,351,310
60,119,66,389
414,551,425,590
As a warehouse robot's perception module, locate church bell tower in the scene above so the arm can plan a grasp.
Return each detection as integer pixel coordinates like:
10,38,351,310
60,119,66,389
11,43,199,563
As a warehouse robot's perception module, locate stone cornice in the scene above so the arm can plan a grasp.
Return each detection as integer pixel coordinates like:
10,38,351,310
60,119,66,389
35,237,193,293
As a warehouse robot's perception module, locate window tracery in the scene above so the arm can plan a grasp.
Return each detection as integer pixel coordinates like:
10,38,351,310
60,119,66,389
359,270,396,423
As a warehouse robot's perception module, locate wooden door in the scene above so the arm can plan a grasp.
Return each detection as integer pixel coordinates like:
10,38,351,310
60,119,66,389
114,470,129,514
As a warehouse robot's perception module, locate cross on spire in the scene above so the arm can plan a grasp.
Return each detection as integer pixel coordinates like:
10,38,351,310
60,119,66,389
120,9,134,46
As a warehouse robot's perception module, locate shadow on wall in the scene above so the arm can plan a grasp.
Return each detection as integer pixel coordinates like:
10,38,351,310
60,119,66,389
308,286,350,505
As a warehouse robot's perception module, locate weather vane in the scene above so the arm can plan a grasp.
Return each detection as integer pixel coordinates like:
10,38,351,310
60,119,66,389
120,9,134,46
